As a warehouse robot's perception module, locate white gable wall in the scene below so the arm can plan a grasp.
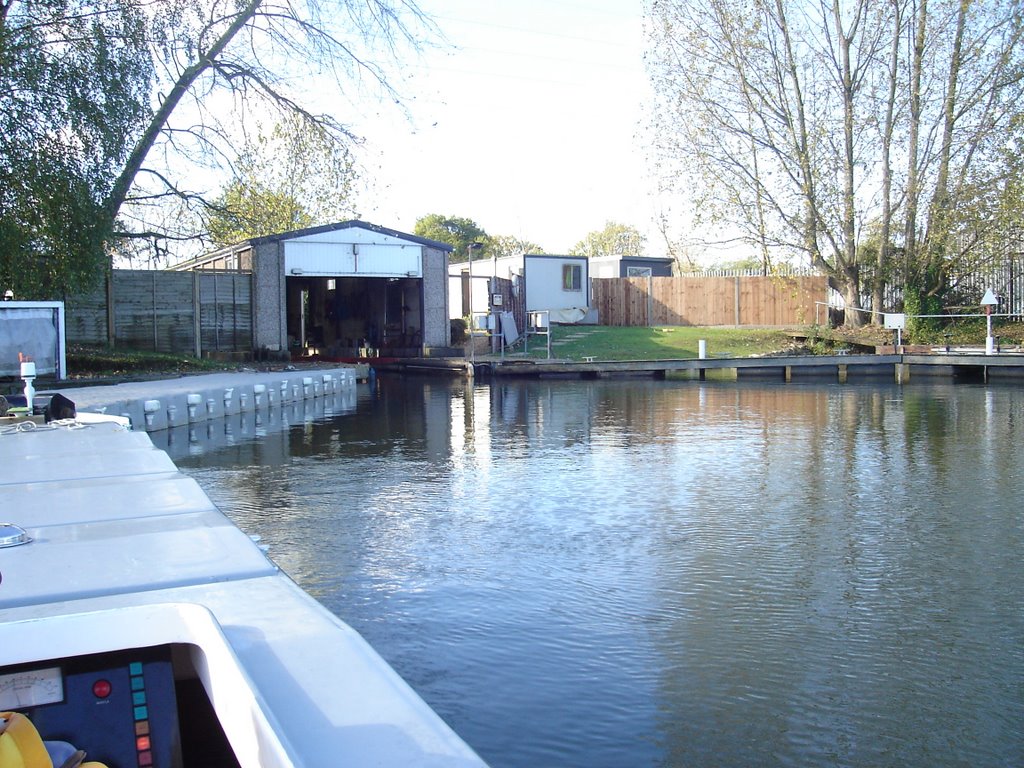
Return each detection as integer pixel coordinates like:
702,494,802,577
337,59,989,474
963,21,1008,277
284,229,423,277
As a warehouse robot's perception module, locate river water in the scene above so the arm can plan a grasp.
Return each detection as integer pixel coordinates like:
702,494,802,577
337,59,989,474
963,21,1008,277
168,376,1024,768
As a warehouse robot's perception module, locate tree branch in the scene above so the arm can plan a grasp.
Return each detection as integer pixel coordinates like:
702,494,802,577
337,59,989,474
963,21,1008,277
105,0,263,222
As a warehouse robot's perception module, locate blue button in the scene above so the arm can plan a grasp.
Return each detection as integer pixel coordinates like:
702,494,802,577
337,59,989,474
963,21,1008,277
131,677,145,691
129,662,143,676
133,705,148,721
132,691,147,706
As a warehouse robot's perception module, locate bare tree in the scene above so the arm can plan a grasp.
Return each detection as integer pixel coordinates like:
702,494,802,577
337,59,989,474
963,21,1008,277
647,0,1024,327
111,0,432,260
869,0,906,317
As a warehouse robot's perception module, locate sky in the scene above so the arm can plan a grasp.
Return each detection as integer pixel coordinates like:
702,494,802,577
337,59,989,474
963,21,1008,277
348,0,662,255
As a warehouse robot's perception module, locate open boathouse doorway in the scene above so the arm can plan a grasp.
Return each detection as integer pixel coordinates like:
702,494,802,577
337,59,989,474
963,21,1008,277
286,274,425,359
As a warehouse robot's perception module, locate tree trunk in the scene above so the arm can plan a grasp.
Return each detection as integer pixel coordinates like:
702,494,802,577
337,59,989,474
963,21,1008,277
874,0,903,317
841,277,864,328
104,0,264,224
903,0,928,290
921,0,968,293
772,0,823,271
834,0,861,326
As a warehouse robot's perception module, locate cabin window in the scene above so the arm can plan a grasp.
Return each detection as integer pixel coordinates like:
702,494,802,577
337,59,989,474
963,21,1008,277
562,264,582,291
626,267,652,278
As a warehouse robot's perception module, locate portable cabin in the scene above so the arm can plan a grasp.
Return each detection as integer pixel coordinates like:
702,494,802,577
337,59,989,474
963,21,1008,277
588,254,675,279
449,253,592,324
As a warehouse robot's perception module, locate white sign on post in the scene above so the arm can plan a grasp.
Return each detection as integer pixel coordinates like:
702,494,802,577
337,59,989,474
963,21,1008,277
883,313,906,330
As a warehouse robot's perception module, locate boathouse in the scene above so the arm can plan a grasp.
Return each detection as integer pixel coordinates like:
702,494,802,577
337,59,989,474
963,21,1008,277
170,221,454,359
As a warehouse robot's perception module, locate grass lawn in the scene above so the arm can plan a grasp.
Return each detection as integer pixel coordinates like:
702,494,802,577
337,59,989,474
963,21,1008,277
513,325,798,361
65,345,237,378
510,319,1024,361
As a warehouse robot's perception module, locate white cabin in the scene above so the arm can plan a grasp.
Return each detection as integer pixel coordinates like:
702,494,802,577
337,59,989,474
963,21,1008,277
449,253,591,323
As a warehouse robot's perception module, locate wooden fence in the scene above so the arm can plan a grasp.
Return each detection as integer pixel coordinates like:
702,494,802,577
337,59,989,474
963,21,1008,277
591,274,827,327
66,270,252,356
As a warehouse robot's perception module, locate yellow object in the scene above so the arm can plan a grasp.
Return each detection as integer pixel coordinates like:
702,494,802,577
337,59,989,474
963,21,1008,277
0,713,106,768
0,713,52,768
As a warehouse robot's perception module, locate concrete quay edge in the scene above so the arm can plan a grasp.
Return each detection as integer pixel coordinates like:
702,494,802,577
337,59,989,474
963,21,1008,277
43,367,362,433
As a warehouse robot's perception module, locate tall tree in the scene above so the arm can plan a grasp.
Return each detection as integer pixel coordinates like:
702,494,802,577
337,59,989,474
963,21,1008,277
0,0,152,298
570,222,646,258
647,0,1024,327
869,0,904,316
3,0,429,291
489,235,545,259
207,183,313,247
414,214,489,262
206,116,358,245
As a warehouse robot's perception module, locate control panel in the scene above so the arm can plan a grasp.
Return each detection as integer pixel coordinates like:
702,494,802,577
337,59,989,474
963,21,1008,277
0,647,182,768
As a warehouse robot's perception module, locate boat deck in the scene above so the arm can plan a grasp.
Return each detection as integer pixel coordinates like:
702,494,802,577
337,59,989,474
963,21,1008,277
0,419,486,767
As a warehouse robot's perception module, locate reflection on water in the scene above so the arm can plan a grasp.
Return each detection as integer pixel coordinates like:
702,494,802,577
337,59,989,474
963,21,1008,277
157,387,358,461
175,377,1024,768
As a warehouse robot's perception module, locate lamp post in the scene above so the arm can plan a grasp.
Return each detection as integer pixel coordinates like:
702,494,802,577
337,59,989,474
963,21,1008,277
491,248,500,354
981,288,998,355
467,242,483,365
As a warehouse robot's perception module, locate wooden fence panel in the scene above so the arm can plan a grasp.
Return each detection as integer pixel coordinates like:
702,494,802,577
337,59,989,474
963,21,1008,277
593,275,826,327
740,278,759,325
64,279,109,346
626,278,648,326
64,269,253,356
593,279,620,326
199,272,252,353
708,277,737,325
112,271,196,353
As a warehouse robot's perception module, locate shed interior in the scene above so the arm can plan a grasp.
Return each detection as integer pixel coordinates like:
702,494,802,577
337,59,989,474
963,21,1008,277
286,276,423,360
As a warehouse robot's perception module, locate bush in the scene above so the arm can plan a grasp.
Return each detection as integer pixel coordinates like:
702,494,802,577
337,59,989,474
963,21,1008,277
904,288,944,342
450,318,468,345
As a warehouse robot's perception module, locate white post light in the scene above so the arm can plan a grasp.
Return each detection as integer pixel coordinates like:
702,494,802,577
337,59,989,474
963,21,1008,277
980,288,998,355
467,242,483,365
20,357,36,412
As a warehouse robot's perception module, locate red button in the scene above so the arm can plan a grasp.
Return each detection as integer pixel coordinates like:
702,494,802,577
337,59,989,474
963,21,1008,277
137,750,152,767
92,679,112,698
136,736,151,751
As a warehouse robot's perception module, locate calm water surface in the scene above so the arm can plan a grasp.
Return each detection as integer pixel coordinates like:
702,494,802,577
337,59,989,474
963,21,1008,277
168,377,1024,767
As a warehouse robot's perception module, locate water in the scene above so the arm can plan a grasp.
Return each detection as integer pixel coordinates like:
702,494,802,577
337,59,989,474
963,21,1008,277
169,377,1024,768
